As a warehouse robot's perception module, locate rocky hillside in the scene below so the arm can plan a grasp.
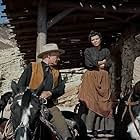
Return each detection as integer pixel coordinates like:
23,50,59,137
0,25,24,95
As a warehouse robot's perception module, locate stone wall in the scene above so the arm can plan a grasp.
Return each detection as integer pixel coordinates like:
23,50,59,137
121,34,140,94
58,68,86,107
0,26,24,95
0,47,24,94
110,42,122,98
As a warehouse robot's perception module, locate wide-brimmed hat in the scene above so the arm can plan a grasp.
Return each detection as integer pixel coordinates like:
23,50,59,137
38,43,65,58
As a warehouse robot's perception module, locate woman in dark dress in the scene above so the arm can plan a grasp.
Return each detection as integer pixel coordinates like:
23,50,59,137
78,30,114,137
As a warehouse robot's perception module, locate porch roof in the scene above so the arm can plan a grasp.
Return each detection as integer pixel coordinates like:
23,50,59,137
2,0,140,68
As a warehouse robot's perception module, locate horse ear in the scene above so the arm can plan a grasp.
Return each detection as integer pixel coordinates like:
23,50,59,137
11,80,19,96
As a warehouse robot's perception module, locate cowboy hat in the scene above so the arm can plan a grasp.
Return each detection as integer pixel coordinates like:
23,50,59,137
38,43,65,58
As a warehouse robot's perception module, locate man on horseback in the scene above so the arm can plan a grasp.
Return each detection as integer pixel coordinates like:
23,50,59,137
17,43,72,140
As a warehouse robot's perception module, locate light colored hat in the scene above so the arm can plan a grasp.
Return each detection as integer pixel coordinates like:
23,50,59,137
38,43,65,58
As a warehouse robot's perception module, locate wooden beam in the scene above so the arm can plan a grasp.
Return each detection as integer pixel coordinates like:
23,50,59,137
10,18,36,25
20,46,86,52
61,41,88,45
62,47,87,51
47,8,76,29
16,32,37,36
18,40,36,45
47,39,83,44
15,27,36,34
61,59,84,64
18,44,36,48
20,48,36,52
19,50,35,55
48,32,120,43
61,56,83,61
47,23,120,37
4,10,36,18
48,30,89,36
50,21,122,32
97,13,125,23
14,26,36,31
17,39,36,43
16,35,36,40
23,53,83,61
49,1,140,14
79,6,140,14
126,14,140,22
57,12,125,24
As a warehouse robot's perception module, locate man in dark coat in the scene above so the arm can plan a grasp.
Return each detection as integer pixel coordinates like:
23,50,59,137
17,43,72,140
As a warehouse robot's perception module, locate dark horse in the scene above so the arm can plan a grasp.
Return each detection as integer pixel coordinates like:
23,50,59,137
114,81,140,140
0,81,87,140
0,81,63,140
10,83,63,140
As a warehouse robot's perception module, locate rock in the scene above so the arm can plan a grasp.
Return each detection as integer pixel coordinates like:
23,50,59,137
58,68,85,107
0,25,24,95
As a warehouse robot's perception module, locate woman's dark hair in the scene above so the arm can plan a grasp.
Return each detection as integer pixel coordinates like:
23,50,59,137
88,30,102,41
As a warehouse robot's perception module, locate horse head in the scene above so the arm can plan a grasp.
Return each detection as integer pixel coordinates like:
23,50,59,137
10,86,41,140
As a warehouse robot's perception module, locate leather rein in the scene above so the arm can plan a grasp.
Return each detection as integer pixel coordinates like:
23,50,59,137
121,90,140,137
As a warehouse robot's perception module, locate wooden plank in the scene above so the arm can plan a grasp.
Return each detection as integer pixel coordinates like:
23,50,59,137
49,1,140,14
16,35,36,40
18,40,36,45
18,44,36,48
55,13,125,24
20,46,86,52
50,22,122,32
61,55,83,59
15,32,37,36
17,39,36,43
47,8,76,29
15,27,36,33
4,10,36,18
48,30,89,37
23,54,83,62
10,18,36,25
126,14,139,22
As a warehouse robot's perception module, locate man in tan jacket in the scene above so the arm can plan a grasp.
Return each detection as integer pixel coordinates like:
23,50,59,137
18,43,72,140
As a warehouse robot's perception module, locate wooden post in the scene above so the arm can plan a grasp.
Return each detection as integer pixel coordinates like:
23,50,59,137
36,0,47,61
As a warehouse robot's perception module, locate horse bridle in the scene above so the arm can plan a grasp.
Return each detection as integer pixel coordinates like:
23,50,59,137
121,89,140,137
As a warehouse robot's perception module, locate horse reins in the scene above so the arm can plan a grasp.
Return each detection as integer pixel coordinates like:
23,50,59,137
2,119,13,140
121,90,140,137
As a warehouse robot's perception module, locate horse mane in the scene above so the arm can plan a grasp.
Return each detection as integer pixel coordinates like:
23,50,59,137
21,88,32,110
